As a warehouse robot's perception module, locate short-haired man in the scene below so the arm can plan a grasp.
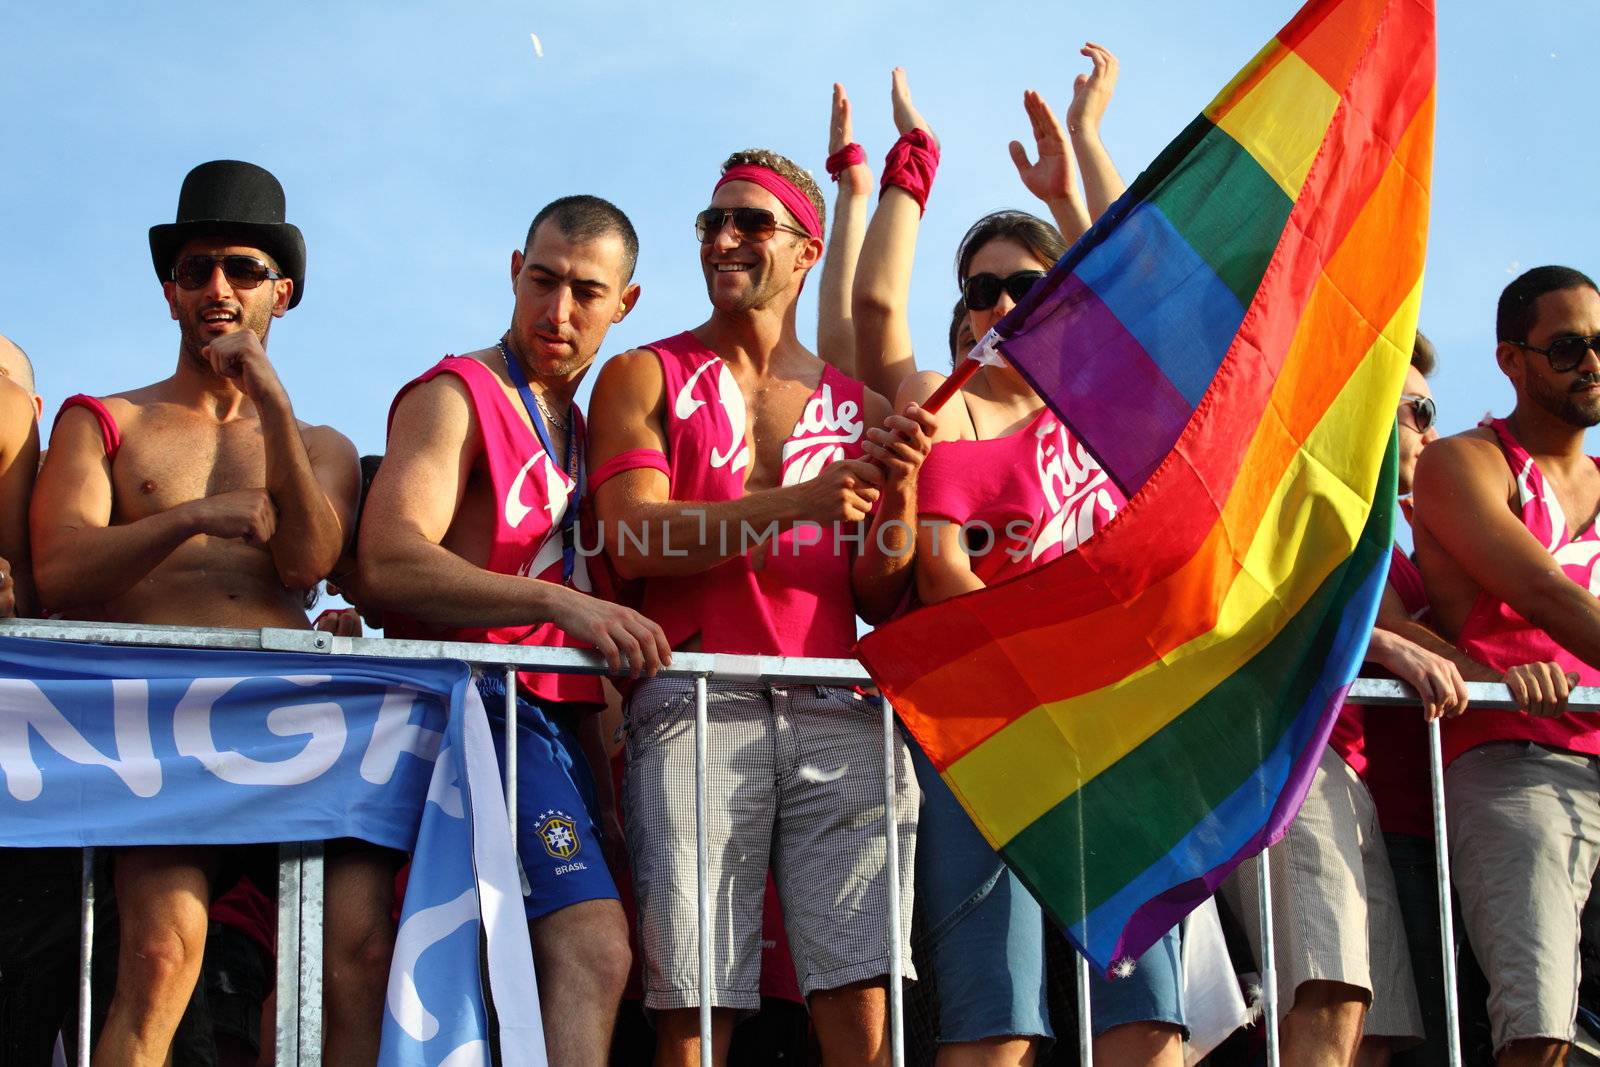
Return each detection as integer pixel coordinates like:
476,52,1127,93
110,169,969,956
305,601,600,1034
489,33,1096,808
588,148,934,1066
29,160,373,1066
1413,265,1600,1065
0,333,44,422
358,194,669,1067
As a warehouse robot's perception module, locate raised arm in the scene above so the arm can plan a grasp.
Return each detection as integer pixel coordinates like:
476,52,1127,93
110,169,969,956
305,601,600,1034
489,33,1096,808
357,373,667,676
1067,42,1127,221
588,351,881,580
0,380,39,616
1415,432,1600,669
1011,89,1093,243
817,83,873,379
852,69,935,403
203,329,358,589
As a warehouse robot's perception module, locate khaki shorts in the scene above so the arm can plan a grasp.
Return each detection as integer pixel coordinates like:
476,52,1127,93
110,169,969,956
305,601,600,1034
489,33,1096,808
1446,741,1600,1053
1223,745,1423,1041
622,677,918,1013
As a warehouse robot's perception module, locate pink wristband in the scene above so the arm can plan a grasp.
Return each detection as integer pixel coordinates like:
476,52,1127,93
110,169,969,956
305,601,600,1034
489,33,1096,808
825,143,867,181
879,129,940,215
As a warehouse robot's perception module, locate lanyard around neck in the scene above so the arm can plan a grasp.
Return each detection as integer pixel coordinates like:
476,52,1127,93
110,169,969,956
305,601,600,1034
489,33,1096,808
498,339,582,585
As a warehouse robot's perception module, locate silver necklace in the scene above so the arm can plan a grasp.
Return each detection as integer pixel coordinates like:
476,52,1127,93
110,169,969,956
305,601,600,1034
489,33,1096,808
500,340,570,432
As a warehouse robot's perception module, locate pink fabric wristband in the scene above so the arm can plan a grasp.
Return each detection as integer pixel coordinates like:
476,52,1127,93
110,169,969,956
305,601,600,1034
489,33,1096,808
825,143,867,181
591,447,670,490
880,128,940,215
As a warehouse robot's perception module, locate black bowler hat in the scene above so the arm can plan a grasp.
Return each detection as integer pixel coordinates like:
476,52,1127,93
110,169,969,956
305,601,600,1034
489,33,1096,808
149,160,307,309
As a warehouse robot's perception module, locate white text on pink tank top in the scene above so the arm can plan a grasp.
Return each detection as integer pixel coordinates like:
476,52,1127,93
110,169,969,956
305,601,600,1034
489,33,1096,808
1518,455,1600,595
1031,416,1120,561
503,451,591,592
674,358,750,474
780,384,864,486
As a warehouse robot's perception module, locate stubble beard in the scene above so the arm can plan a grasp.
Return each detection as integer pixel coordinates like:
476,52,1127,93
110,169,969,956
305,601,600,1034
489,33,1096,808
1529,371,1600,429
178,301,274,370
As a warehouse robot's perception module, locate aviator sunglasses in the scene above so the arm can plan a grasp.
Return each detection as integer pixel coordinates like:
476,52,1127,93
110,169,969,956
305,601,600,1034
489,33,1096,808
694,207,809,244
962,270,1047,312
1510,334,1600,374
171,254,284,291
1399,393,1436,433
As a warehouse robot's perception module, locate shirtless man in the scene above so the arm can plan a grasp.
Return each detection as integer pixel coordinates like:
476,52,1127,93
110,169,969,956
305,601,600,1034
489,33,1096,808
0,333,44,422
1413,265,1600,1066
27,160,378,1066
358,195,669,1067
588,148,934,1067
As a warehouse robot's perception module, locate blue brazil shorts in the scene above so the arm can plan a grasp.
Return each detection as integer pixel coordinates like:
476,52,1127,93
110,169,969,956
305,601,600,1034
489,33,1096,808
475,673,618,920
910,741,1184,1044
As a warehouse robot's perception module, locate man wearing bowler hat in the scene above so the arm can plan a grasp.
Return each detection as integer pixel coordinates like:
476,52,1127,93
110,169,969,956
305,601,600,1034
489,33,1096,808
29,160,380,1065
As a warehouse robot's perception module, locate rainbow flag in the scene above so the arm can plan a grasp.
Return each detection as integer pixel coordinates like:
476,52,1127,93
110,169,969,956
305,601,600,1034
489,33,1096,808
859,0,1434,971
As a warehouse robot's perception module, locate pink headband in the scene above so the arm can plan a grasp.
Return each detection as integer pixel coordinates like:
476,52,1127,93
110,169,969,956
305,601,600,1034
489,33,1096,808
714,164,822,239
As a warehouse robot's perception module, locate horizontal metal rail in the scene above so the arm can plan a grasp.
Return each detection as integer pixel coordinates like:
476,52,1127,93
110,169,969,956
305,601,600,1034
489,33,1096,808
11,618,1592,1066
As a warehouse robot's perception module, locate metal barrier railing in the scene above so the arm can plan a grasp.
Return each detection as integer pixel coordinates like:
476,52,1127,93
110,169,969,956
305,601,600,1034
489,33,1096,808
6,616,1592,1067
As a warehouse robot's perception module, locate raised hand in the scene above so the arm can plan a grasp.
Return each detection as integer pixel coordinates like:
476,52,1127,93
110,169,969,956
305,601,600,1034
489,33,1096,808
889,67,933,139
830,83,872,195
1067,41,1120,136
1009,89,1080,207
202,329,287,406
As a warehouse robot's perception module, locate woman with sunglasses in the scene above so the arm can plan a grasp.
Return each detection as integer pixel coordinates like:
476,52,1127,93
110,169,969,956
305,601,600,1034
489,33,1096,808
853,69,1192,1067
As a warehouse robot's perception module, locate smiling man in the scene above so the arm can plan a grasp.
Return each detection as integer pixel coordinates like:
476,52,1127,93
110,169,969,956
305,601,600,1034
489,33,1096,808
1414,266,1600,1065
29,160,367,1065
358,194,669,1067
587,149,933,1067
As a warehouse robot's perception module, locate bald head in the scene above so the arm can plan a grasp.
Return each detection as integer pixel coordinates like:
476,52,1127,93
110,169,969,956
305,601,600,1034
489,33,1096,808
0,334,35,395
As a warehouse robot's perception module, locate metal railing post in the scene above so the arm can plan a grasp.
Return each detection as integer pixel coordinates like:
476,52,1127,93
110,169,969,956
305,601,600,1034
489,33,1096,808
1258,850,1281,1067
1076,952,1094,1066
276,843,303,1066
504,666,518,849
77,847,94,1067
694,675,712,1067
881,697,905,1067
299,842,324,1065
1429,720,1464,1067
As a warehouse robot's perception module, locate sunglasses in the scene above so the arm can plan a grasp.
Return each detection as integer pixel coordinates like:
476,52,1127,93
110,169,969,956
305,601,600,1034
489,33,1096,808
171,254,284,291
1511,334,1600,374
1399,393,1436,433
694,207,809,244
962,270,1046,312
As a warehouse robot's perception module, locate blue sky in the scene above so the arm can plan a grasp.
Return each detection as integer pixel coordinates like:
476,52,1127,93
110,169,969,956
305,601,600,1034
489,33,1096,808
4,1,1595,461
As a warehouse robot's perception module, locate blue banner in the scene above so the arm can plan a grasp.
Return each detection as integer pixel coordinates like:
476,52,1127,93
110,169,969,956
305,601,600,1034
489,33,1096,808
0,635,545,1066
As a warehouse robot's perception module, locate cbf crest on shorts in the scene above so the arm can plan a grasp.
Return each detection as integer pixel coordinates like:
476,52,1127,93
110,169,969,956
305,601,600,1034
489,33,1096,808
536,809,580,860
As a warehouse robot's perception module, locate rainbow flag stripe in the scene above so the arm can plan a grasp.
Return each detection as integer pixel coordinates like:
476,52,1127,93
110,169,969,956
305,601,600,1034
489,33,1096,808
858,0,1435,971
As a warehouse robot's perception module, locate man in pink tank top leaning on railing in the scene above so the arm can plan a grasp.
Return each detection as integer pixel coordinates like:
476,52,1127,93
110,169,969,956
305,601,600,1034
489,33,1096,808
1413,265,1600,1066
357,195,671,1067
26,161,379,1066
587,148,936,1067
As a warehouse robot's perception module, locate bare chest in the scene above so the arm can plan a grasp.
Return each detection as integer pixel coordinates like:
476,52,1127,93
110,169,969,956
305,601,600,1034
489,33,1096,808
733,373,820,493
111,414,267,521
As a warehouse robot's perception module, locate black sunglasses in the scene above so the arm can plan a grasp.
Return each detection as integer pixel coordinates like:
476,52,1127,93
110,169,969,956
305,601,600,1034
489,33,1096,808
694,207,808,244
962,270,1046,312
1511,334,1600,374
171,254,283,291
1399,393,1436,433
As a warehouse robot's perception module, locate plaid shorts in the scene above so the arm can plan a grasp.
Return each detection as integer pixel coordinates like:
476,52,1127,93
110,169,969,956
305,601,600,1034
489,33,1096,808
622,677,919,1013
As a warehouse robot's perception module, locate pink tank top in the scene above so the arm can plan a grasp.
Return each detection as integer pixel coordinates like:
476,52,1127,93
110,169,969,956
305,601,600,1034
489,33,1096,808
383,356,601,708
54,395,122,459
607,331,868,657
1442,417,1600,765
916,407,1125,584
